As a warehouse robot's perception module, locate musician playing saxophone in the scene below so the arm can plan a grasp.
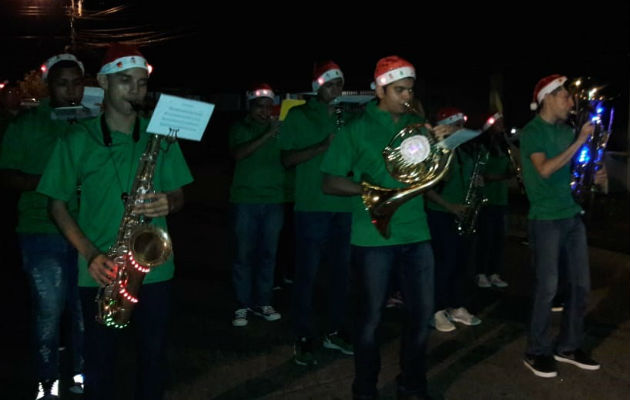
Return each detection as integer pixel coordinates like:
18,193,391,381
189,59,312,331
321,56,453,400
0,53,86,398
37,44,193,400
521,74,606,379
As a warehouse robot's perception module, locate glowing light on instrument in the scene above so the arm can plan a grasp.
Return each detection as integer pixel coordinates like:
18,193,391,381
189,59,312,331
147,64,153,75
127,251,150,273
510,128,517,134
577,145,590,163
119,287,139,303
596,106,604,114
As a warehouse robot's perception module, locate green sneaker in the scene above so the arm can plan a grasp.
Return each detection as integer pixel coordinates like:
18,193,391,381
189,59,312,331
323,331,354,355
294,337,317,366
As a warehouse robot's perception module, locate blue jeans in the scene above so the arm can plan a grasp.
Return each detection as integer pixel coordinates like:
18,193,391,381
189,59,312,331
19,233,84,382
427,210,469,311
476,205,507,276
231,203,284,307
527,216,590,355
292,211,351,338
352,242,434,397
80,281,172,400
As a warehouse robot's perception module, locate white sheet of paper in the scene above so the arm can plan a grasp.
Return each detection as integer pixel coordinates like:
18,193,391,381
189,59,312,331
437,129,482,150
147,94,214,141
81,86,104,113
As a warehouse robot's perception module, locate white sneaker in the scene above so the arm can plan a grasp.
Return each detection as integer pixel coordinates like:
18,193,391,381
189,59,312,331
476,274,491,288
252,305,281,321
69,373,84,394
434,310,456,332
232,308,249,327
448,307,482,326
489,274,508,288
36,379,59,399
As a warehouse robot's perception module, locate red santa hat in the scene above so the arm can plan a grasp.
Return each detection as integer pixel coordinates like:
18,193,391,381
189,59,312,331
246,83,275,101
530,74,567,110
312,61,344,92
436,107,467,126
98,43,151,75
372,55,416,89
40,53,84,81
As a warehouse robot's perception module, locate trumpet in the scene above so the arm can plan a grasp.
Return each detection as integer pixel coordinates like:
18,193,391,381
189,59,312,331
361,102,453,238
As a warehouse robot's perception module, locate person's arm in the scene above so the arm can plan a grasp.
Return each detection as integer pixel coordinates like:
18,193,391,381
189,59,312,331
48,198,117,286
530,122,593,179
281,134,333,168
425,190,467,219
231,123,279,161
322,174,362,196
134,188,185,217
0,169,40,192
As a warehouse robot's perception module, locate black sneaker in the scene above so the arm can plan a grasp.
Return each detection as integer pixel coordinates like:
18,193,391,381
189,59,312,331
554,349,600,370
293,337,317,366
523,354,557,378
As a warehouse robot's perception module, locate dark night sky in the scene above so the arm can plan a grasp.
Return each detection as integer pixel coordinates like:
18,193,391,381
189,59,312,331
1,1,629,145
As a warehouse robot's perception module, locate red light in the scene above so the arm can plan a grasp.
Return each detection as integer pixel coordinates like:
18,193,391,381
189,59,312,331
147,64,154,74
40,65,47,73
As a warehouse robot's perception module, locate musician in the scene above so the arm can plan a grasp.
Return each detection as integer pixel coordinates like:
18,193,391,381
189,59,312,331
321,55,453,400
0,53,86,399
278,60,354,366
37,44,193,400
520,74,605,378
475,112,511,289
424,107,482,333
229,83,285,327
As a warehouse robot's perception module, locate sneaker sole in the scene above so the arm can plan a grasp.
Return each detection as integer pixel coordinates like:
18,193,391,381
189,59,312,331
553,355,600,370
232,321,248,327
523,360,557,378
323,341,354,355
435,324,456,332
449,317,481,326
251,311,282,321
293,357,317,366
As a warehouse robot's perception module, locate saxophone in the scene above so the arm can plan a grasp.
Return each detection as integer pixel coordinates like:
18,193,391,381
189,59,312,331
456,147,489,236
95,133,173,329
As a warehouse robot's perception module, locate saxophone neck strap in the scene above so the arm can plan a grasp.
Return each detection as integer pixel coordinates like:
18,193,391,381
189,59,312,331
101,115,141,147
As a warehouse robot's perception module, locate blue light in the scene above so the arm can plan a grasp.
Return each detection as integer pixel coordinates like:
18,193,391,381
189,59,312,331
577,146,590,163
596,107,604,114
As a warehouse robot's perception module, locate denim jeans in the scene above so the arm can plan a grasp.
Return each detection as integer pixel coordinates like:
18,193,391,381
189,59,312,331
427,210,469,311
292,211,351,338
80,281,172,400
231,203,284,308
19,233,84,382
476,205,507,276
352,242,434,397
527,215,590,355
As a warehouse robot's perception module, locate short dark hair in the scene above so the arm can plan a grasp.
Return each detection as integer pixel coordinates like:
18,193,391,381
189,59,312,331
47,60,83,82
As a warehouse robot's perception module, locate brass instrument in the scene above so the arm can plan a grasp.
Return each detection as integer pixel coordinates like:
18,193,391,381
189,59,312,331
456,148,489,236
96,131,173,329
568,78,613,203
361,102,454,238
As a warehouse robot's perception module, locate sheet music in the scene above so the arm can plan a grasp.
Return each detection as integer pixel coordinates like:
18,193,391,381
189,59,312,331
437,129,482,150
146,94,214,141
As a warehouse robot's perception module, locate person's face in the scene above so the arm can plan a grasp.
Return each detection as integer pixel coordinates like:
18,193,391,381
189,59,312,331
317,78,343,103
544,87,574,121
249,97,273,123
48,67,84,107
376,78,415,115
98,67,148,116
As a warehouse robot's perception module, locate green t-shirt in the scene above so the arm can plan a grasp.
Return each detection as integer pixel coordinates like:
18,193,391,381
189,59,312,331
427,148,475,212
320,101,431,247
278,98,351,212
482,151,510,206
520,115,582,220
228,116,288,203
0,99,79,233
37,116,194,287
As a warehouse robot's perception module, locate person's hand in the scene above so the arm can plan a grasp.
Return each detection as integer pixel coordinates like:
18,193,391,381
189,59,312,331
447,203,468,220
88,253,118,286
577,122,595,144
594,165,609,193
134,193,170,217
428,123,457,140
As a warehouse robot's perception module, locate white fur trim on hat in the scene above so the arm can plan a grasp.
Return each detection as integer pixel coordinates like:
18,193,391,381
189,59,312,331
536,76,567,104
437,113,466,126
99,55,149,75
41,54,85,81
374,66,416,88
246,88,275,101
312,69,344,92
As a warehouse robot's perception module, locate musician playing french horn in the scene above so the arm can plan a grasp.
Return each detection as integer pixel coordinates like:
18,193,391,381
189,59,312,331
520,74,605,379
37,44,193,400
424,107,484,333
321,55,454,400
